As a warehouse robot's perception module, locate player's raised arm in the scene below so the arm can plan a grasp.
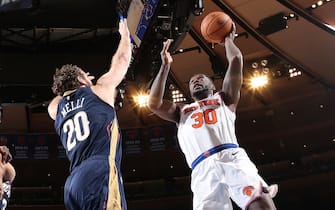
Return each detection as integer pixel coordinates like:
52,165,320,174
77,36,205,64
93,18,132,105
148,39,179,123
221,24,243,111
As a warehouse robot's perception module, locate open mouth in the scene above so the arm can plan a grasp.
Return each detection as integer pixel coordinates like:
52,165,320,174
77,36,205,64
193,83,203,90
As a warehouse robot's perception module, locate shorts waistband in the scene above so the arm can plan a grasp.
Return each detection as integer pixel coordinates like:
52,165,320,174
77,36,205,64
191,143,238,170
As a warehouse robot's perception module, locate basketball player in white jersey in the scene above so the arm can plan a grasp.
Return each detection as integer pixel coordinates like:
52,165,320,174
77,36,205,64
148,25,277,210
0,147,15,210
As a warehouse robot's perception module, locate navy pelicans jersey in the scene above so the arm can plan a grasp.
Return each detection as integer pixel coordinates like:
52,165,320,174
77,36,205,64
177,92,239,168
54,87,125,209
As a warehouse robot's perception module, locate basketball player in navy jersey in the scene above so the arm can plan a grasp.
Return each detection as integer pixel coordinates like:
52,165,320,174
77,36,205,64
148,25,277,210
48,18,131,210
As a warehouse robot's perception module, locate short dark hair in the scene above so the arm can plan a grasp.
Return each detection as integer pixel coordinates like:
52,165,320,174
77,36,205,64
51,64,83,96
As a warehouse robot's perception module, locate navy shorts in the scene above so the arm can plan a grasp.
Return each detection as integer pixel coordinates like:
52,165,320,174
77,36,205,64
64,156,110,210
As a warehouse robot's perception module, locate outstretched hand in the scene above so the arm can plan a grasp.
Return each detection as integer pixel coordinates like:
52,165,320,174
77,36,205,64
118,18,130,39
161,39,173,67
225,22,236,42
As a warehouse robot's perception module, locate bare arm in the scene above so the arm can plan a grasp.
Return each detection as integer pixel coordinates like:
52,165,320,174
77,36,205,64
148,39,179,123
92,18,132,106
3,163,15,183
48,96,62,120
221,24,243,112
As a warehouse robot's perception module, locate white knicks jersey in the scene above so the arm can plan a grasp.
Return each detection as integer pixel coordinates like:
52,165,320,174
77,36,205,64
177,92,239,168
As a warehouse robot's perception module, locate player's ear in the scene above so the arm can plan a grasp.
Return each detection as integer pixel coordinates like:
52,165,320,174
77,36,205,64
77,74,86,86
77,74,84,83
212,83,216,91
209,78,216,91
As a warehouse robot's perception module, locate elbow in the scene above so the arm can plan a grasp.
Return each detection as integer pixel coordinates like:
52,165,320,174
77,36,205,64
148,103,156,112
112,41,132,66
229,53,243,70
230,53,243,64
10,165,16,182
148,98,162,111
116,52,131,66
47,106,56,120
147,101,157,111
4,163,16,183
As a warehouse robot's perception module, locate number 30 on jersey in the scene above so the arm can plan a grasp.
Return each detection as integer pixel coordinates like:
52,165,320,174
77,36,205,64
191,109,218,128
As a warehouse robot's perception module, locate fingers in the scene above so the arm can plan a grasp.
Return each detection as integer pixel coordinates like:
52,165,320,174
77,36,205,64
119,15,128,29
119,13,124,22
223,23,236,44
119,19,125,30
162,40,169,52
118,18,130,39
232,23,236,39
120,18,127,27
229,22,236,40
160,39,173,65
85,72,95,80
162,39,173,54
231,22,236,33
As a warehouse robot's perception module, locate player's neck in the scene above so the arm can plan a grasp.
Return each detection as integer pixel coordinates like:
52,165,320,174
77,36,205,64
63,89,77,96
193,89,213,101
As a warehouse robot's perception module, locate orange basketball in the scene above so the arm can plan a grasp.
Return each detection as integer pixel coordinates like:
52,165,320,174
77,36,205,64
200,11,233,43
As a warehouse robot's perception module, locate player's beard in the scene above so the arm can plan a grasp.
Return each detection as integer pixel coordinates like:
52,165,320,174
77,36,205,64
192,88,210,101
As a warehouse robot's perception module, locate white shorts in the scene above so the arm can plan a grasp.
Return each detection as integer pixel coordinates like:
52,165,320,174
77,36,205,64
191,147,268,210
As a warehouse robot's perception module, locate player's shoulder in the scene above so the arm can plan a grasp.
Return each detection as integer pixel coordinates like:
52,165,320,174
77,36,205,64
216,91,230,102
177,102,187,109
78,86,92,94
75,87,98,99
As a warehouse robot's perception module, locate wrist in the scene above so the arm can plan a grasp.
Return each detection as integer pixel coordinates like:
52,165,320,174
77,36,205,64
163,63,171,70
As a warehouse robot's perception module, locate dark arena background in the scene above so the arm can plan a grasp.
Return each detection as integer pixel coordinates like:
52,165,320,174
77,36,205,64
1,0,335,209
